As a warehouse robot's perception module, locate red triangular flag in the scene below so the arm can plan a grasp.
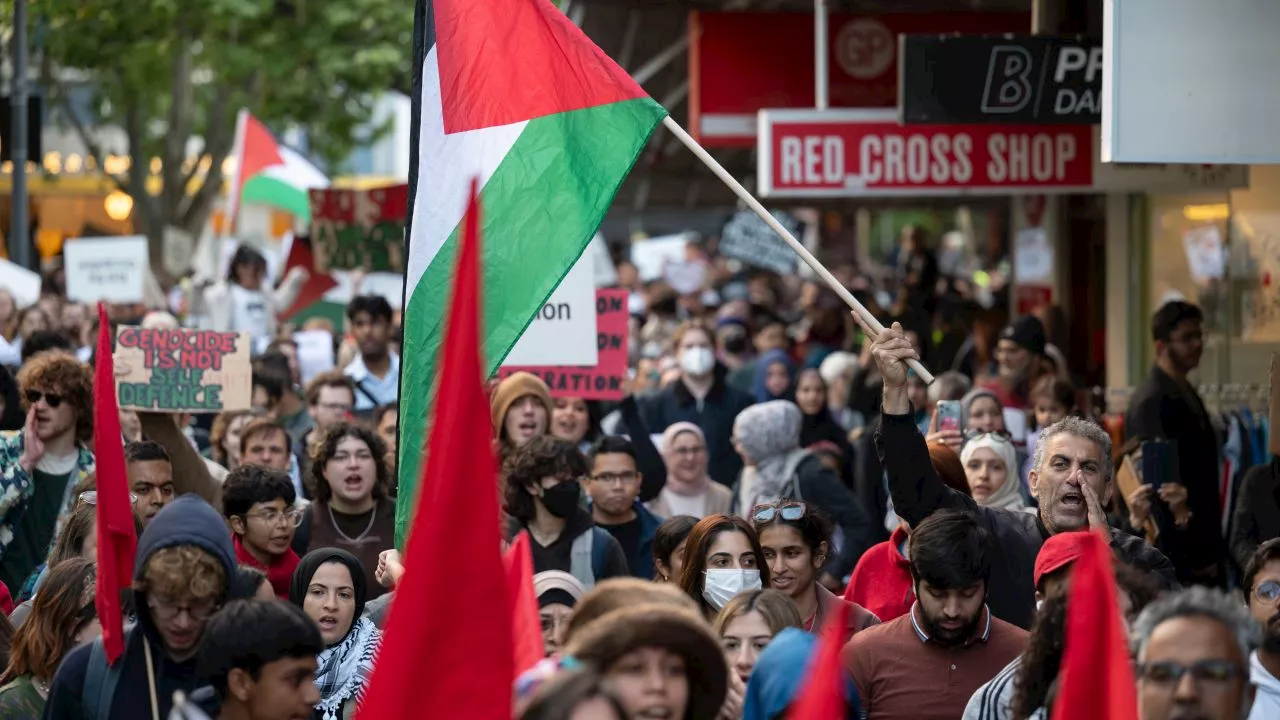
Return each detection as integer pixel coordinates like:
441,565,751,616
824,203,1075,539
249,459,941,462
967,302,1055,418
432,0,649,133
356,179,512,719
93,302,138,665
276,237,338,321
504,532,545,675
787,596,849,719
226,110,286,231
1049,531,1138,720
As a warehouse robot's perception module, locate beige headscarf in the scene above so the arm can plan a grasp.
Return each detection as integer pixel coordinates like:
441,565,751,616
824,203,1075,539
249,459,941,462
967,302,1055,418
960,433,1028,512
660,422,712,496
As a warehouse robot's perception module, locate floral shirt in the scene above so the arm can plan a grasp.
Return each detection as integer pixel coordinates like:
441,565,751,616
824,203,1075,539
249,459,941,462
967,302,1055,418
0,431,95,566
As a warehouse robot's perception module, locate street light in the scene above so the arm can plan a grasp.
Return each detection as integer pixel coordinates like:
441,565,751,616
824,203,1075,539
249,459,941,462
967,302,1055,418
104,190,134,221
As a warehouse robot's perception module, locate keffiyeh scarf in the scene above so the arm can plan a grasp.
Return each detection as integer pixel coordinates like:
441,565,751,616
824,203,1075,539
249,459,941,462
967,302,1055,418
314,616,381,720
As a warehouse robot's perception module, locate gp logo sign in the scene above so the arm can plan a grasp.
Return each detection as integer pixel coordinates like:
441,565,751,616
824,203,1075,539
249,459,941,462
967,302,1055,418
835,18,894,79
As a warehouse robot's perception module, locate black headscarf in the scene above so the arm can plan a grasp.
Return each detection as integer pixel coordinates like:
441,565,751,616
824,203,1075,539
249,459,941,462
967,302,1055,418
289,548,369,626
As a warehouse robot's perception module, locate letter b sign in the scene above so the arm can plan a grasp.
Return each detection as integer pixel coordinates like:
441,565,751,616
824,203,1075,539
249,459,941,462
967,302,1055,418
981,46,1034,115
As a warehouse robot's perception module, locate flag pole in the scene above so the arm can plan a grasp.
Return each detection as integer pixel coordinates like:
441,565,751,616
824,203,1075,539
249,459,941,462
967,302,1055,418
659,116,935,384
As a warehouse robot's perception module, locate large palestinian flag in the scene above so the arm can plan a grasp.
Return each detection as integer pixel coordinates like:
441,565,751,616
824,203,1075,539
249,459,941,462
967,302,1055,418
398,0,665,538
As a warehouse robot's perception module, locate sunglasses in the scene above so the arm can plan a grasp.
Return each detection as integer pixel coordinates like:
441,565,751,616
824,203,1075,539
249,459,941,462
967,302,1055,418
25,390,64,408
752,501,808,524
964,429,1013,443
80,490,139,505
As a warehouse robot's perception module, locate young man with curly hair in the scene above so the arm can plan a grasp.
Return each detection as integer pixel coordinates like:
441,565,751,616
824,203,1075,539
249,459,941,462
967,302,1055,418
44,495,237,719
0,352,95,597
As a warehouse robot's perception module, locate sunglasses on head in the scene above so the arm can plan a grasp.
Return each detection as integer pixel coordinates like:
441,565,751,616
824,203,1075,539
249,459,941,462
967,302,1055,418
964,429,1012,443
25,390,64,408
752,501,808,524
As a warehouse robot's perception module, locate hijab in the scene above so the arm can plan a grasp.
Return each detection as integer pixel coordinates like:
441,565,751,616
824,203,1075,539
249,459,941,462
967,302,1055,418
960,433,1028,512
660,422,714,496
734,401,808,508
290,548,381,720
752,349,796,403
960,388,1004,428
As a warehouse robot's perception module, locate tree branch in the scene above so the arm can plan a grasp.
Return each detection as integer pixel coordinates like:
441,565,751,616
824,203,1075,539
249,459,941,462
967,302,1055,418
42,54,117,190
162,35,194,221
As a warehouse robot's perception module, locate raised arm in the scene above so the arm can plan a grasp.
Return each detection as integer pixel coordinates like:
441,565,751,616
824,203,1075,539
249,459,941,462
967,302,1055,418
139,413,222,512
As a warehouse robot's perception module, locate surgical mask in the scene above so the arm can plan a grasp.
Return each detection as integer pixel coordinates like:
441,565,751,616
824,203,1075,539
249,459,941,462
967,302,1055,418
680,347,716,376
702,569,762,610
538,482,581,519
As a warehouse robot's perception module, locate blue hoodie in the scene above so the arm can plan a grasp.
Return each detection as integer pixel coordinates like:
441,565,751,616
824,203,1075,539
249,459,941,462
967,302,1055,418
44,495,237,720
743,628,861,720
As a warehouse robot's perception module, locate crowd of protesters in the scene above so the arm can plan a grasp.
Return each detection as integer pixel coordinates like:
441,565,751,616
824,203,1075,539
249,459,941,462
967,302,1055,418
0,230,1276,720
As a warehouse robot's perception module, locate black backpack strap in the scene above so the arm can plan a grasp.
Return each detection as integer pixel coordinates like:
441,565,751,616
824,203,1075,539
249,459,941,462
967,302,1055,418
82,637,124,720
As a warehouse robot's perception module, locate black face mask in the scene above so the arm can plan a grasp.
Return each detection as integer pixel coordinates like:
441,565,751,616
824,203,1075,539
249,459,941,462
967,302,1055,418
538,482,581,519
722,334,748,355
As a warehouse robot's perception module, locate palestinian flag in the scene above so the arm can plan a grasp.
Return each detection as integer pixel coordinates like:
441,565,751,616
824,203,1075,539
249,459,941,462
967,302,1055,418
398,0,665,538
225,110,330,228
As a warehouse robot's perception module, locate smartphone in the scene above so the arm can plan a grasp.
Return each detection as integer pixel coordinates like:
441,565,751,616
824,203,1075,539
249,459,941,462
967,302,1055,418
1140,440,1174,490
936,400,963,433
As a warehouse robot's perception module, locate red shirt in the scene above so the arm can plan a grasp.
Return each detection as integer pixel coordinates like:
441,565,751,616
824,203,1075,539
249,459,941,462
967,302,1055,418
844,525,914,623
234,535,300,599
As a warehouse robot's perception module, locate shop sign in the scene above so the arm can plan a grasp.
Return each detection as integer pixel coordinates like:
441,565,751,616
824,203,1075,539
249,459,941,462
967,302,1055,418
898,36,1101,124
688,11,1028,147
758,109,1091,198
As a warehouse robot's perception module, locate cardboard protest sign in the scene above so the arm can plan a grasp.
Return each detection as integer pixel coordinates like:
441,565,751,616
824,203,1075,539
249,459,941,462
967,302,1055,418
498,289,629,400
114,327,253,413
718,210,803,275
309,185,408,273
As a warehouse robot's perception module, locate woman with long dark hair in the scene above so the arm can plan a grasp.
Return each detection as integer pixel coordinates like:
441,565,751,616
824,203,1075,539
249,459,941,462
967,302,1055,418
676,514,770,621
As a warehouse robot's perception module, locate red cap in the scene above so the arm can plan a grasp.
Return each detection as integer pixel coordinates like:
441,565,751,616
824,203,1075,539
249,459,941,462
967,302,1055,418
1034,531,1092,589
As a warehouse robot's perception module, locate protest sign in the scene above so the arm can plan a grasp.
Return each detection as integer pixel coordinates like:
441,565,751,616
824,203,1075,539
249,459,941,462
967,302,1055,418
630,233,692,281
64,236,149,303
499,289,629,401
310,185,408,273
504,252,598,367
718,210,803,275
0,257,42,307
114,326,252,413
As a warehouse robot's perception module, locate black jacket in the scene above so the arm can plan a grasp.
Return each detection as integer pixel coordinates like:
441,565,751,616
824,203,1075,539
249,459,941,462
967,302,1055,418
45,495,238,720
636,373,754,486
1229,459,1280,573
876,411,1176,630
1125,366,1225,578
508,507,630,582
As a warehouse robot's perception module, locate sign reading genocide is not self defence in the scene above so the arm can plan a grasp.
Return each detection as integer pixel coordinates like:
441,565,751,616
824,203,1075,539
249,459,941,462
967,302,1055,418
113,327,253,413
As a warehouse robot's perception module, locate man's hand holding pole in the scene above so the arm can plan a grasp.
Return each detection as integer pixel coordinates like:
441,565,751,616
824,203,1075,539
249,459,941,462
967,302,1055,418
866,322,920,416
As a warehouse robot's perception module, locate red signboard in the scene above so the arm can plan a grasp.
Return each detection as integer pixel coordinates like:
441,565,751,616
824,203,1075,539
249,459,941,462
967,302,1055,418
498,289,630,401
758,110,1094,197
689,11,1029,146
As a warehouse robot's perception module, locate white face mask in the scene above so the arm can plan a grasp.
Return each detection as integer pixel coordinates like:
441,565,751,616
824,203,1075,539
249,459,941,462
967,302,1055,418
702,568,762,610
679,347,716,377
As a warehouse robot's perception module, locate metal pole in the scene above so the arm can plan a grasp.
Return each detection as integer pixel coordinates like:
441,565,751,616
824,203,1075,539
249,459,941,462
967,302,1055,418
10,0,30,269
815,0,829,110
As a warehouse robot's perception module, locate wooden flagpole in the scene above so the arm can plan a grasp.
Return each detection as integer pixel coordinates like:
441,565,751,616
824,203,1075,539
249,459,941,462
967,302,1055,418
660,115,935,384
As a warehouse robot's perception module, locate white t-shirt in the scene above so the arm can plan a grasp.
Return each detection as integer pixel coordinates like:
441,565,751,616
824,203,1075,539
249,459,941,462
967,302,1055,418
228,284,271,343
1250,652,1280,720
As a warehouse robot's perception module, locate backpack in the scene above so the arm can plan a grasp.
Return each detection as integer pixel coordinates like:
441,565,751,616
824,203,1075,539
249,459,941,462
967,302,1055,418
82,636,124,720
568,527,612,590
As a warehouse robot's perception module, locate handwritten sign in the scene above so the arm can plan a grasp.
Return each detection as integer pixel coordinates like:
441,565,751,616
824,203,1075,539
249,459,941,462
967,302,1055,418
498,289,629,401
309,185,408,273
718,210,803,275
64,236,149,303
114,327,253,413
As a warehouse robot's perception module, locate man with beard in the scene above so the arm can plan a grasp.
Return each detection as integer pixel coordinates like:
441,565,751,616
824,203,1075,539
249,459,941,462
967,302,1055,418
843,510,1027,720
1244,539,1280,718
1133,587,1258,720
867,322,1176,629
1127,300,1225,587
981,315,1049,410
344,295,399,417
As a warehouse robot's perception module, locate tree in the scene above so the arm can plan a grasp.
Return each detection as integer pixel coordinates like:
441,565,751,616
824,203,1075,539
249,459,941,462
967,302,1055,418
35,0,411,272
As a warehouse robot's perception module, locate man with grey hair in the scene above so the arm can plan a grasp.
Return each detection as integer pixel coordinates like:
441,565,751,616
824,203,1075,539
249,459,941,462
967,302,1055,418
1133,586,1258,720
865,322,1175,630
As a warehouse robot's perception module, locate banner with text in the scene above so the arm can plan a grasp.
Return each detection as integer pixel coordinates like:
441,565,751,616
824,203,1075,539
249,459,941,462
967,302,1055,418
719,210,803,275
499,289,629,401
114,327,253,413
309,184,408,273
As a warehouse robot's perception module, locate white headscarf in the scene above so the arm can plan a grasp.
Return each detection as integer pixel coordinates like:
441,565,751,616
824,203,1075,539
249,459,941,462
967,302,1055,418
960,433,1027,512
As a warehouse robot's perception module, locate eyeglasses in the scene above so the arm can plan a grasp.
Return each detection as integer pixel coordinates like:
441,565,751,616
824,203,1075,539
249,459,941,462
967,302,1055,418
1255,580,1280,603
25,390,64,408
591,470,639,486
147,595,219,622
752,501,808,524
671,445,706,458
243,508,305,527
80,490,138,505
964,429,1013,443
1136,660,1245,686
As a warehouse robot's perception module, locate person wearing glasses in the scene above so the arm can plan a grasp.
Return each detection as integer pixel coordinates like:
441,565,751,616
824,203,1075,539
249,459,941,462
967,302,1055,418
1243,539,1280,719
0,352,95,600
1132,587,1259,720
223,465,302,600
585,436,664,579
647,422,733,520
44,495,237,720
751,500,879,645
292,423,396,599
503,436,628,589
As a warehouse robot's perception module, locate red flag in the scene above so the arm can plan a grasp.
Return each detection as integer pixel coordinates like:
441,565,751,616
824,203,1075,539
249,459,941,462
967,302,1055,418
504,532,544,675
1050,531,1138,720
356,179,512,719
787,596,849,719
92,302,138,665
276,237,338,321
